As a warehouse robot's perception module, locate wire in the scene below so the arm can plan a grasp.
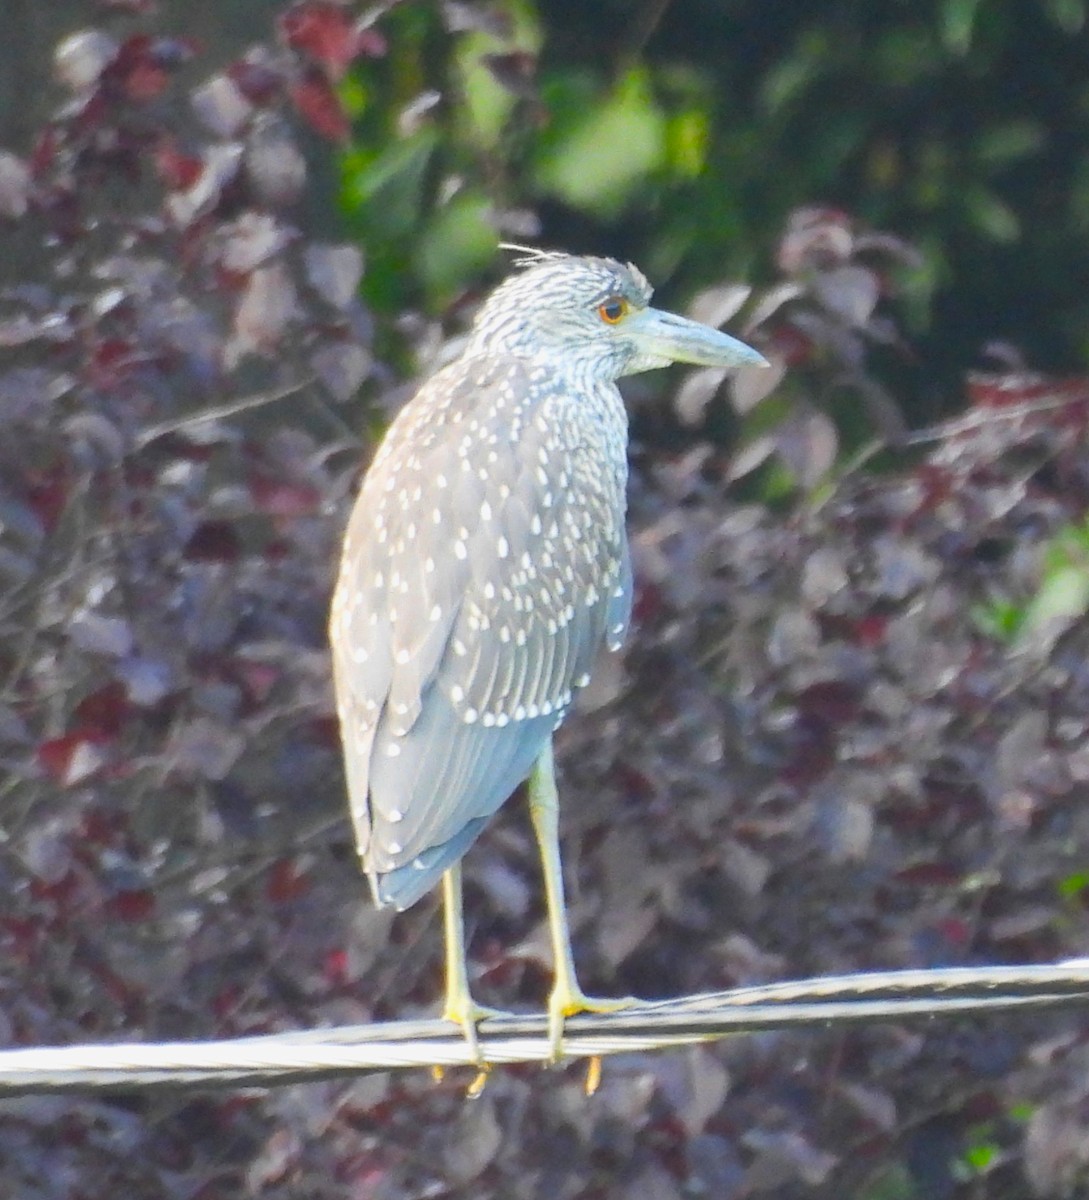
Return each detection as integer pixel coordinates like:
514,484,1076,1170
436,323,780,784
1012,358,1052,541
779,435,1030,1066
2,961,1088,1094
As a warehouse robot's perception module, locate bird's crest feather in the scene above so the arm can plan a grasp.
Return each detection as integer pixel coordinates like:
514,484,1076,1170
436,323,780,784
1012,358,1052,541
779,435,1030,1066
497,243,649,296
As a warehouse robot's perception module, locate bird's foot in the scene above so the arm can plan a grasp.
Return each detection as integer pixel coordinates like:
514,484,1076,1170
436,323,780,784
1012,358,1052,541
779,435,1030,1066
442,998,510,1094
546,984,637,1067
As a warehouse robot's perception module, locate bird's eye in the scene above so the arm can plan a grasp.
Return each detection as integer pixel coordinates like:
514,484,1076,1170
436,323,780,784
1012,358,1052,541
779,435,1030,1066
597,297,629,324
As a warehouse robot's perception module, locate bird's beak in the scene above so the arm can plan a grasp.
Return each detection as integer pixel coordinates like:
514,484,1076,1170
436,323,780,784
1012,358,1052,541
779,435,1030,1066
628,306,769,369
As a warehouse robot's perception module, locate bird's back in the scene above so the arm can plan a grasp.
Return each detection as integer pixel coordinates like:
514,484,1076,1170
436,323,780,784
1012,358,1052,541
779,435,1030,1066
330,349,632,910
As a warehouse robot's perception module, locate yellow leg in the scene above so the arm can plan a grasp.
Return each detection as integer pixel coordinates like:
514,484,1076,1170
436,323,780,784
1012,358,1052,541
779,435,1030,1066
441,863,506,1073
528,740,636,1063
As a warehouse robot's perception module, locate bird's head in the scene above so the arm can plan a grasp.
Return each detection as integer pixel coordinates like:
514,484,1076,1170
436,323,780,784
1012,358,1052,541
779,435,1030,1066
465,248,768,382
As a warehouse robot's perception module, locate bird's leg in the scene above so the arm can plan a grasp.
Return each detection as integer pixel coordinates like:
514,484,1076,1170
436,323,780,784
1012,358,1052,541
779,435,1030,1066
440,863,504,1082
528,740,636,1065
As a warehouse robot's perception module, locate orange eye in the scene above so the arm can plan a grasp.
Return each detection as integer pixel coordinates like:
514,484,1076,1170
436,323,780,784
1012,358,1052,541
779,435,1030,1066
597,296,629,324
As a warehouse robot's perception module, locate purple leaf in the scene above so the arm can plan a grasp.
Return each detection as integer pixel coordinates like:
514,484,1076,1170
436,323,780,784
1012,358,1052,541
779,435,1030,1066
774,408,838,486
674,365,728,426
244,118,307,207
68,611,134,658
311,341,371,400
689,282,752,329
304,243,364,308
165,144,243,227
53,29,119,91
230,262,297,359
729,355,785,413
814,265,881,327
165,717,245,781
0,152,30,219
220,212,294,274
191,73,253,138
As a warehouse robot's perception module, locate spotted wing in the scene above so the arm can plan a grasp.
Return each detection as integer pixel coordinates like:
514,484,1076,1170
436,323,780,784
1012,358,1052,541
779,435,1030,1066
330,354,629,908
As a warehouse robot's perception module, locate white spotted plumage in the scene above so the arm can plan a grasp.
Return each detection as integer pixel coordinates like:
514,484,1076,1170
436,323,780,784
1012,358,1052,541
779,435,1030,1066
331,253,658,911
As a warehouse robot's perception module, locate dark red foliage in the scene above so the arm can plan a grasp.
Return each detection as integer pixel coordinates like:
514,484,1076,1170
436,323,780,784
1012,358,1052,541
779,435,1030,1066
183,520,242,562
289,65,351,141
24,463,70,532
229,58,285,107
323,947,349,986
73,683,132,738
37,731,112,785
279,1,380,79
79,806,130,846
7,7,1089,1200
966,371,1089,411
28,869,81,906
266,857,311,903
102,34,199,103
231,658,282,706
107,888,157,921
249,474,322,516
155,137,204,190
2,7,377,1185
894,862,964,887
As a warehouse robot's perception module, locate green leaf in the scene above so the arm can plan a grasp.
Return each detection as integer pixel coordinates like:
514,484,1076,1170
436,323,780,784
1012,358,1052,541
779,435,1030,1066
975,120,1046,167
973,598,1025,641
1059,870,1089,898
1039,0,1086,32
854,1162,920,1200
339,129,439,241
758,53,820,116
1018,563,1089,644
963,185,1020,242
456,2,542,149
534,67,666,218
665,107,710,179
941,0,985,54
963,1141,999,1172
415,191,498,303
338,74,368,119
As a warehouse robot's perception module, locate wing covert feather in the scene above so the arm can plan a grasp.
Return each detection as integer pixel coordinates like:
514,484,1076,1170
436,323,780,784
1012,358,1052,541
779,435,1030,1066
330,351,630,904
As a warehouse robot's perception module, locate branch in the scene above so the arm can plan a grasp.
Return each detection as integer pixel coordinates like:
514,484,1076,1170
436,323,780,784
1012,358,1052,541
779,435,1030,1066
133,378,315,449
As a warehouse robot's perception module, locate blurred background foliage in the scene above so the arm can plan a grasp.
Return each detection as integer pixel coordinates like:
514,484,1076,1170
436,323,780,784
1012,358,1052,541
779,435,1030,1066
336,0,1089,419
6,4,1089,1195
3,0,1087,418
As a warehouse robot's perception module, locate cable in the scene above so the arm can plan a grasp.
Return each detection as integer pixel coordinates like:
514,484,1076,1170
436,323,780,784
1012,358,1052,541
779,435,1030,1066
1,961,1088,1093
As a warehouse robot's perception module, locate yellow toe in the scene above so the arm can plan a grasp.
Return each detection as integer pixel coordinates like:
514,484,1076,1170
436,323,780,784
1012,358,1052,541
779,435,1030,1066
443,999,511,1067
546,986,638,1063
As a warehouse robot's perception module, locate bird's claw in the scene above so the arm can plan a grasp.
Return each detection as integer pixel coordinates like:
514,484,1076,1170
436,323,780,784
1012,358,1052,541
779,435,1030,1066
584,1055,602,1096
442,998,509,1088
546,986,638,1065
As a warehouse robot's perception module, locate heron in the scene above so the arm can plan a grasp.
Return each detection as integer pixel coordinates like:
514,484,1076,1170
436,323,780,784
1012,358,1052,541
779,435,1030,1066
330,248,767,1063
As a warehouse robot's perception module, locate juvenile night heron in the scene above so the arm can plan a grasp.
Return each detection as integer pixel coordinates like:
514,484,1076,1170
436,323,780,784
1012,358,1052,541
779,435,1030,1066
330,248,767,1061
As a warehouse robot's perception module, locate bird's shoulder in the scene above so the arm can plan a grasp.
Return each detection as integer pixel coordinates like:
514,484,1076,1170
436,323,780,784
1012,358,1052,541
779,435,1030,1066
388,352,568,442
